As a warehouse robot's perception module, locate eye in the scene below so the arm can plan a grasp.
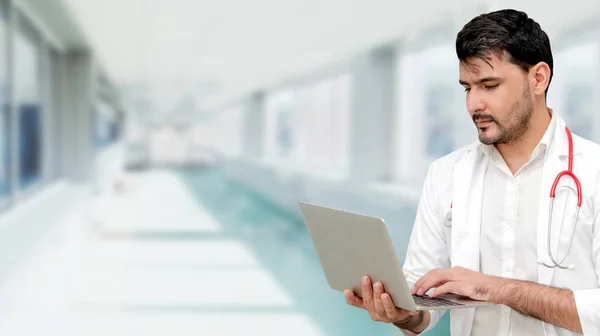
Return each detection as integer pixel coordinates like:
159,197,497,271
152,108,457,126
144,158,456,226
484,84,499,90
464,87,471,92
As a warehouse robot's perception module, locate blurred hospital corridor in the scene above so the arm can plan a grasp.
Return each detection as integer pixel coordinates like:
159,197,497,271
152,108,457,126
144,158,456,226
0,166,415,335
0,169,418,336
1,0,600,334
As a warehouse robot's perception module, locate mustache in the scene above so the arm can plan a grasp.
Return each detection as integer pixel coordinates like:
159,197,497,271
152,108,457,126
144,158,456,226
472,113,498,123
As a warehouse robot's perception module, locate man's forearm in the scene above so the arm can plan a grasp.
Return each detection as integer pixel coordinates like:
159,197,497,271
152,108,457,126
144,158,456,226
393,310,430,334
493,279,582,333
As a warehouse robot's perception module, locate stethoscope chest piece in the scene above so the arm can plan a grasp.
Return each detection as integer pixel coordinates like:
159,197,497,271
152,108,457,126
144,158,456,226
443,204,452,227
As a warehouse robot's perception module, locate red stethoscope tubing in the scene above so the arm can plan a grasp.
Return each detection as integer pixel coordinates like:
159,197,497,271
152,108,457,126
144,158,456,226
551,127,582,207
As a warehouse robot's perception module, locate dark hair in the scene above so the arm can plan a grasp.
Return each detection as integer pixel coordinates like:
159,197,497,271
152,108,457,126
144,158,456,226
456,9,553,93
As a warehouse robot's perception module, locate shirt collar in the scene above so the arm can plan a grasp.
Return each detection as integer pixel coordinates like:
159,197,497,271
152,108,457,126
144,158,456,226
537,108,557,161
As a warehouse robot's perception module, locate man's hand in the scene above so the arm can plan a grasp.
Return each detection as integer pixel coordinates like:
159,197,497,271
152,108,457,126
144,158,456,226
345,276,430,333
411,266,502,301
411,267,583,333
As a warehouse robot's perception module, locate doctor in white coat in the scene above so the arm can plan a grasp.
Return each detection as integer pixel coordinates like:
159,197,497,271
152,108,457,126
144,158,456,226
344,9,600,336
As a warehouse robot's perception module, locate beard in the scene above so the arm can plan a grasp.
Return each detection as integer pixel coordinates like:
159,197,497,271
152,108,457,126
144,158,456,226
474,85,533,145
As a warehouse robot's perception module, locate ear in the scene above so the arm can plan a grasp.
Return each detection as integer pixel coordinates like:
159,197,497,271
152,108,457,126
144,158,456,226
530,62,551,95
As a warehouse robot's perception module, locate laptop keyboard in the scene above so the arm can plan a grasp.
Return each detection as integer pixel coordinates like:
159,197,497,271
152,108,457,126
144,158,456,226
413,294,465,307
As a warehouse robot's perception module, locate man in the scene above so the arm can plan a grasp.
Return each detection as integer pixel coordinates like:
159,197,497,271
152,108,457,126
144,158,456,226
345,9,600,335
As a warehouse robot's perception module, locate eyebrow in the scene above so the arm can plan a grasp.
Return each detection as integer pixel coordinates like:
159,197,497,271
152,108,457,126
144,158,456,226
459,76,503,86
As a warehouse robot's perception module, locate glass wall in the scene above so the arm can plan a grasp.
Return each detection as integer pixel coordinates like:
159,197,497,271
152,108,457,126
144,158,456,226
202,105,243,157
547,41,600,142
424,84,456,158
15,13,42,190
265,89,295,159
48,48,60,181
391,36,600,187
296,74,350,173
0,0,8,200
94,100,119,149
396,43,464,182
0,4,121,210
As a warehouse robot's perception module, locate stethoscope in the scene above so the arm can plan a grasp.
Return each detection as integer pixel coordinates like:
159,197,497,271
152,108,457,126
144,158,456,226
443,126,581,270
539,126,581,270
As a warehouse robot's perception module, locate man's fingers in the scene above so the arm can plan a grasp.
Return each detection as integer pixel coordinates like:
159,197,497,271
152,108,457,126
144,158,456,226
381,293,397,319
381,293,401,321
417,278,448,296
373,282,387,318
411,270,436,294
430,282,459,298
412,269,454,296
361,276,374,310
345,289,364,308
381,293,415,322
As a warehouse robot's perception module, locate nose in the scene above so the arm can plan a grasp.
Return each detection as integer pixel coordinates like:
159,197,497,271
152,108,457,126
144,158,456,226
466,90,485,114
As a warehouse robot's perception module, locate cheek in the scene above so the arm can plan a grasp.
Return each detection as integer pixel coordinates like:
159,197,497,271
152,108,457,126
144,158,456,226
486,91,515,120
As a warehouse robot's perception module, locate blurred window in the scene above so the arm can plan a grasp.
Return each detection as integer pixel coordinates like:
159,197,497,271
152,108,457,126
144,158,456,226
265,89,296,159
395,43,461,182
0,0,8,200
295,73,350,173
564,84,594,138
94,100,119,149
213,106,243,157
15,12,42,190
424,85,455,158
549,41,599,141
48,48,61,181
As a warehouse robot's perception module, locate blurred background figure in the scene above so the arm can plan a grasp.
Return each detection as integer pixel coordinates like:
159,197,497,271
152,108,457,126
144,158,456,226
0,0,597,335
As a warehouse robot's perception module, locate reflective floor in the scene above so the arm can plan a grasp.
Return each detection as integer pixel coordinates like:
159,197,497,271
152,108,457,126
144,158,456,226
0,167,449,335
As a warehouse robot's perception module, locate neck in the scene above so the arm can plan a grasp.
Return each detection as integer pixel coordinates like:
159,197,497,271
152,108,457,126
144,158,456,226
495,106,551,174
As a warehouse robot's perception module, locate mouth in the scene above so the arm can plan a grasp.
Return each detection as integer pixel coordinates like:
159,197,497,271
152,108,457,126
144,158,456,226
475,120,494,128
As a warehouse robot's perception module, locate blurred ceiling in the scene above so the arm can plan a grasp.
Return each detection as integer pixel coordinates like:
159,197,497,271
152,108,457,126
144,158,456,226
60,0,600,115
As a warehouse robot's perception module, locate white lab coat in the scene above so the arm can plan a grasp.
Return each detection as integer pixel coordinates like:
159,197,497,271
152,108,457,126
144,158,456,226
402,114,600,336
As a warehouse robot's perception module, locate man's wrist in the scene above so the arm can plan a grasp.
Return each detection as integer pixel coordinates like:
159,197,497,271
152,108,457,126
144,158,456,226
393,310,429,334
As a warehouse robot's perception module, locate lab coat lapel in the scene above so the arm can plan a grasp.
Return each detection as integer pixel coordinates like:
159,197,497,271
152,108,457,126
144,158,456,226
452,145,486,270
451,144,488,336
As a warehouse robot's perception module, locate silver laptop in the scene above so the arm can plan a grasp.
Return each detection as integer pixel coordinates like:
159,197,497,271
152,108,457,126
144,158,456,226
298,201,494,311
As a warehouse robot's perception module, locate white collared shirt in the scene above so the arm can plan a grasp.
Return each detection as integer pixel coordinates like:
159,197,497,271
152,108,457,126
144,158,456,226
471,114,557,335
